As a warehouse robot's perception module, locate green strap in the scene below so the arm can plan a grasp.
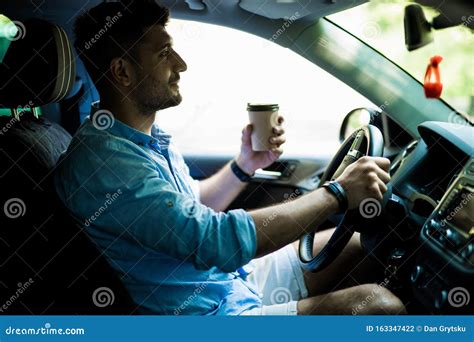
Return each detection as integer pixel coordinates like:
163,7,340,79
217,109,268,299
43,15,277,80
0,107,42,118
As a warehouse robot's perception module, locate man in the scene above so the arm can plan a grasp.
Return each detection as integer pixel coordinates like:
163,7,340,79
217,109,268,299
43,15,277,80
55,0,405,315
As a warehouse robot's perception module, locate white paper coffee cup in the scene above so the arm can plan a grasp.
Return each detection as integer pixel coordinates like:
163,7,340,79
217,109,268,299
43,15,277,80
247,103,279,151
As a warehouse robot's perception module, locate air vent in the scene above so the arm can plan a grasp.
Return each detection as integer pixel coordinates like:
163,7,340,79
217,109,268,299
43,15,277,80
390,139,419,175
404,139,419,156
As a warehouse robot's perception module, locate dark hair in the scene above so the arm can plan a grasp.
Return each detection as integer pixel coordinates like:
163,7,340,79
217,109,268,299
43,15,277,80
74,0,169,90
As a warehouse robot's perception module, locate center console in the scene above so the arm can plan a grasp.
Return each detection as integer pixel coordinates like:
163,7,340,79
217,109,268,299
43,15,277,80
411,158,473,313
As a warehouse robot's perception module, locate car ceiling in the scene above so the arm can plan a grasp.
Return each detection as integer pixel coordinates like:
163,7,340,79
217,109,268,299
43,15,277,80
2,0,367,33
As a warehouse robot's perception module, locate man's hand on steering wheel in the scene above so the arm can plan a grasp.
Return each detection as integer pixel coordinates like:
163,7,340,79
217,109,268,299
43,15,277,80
299,125,390,272
334,156,391,210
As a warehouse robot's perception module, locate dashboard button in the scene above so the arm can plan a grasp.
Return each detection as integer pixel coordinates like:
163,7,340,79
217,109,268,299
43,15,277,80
445,229,462,249
461,244,473,261
427,219,442,240
411,265,423,284
434,289,448,309
429,219,440,230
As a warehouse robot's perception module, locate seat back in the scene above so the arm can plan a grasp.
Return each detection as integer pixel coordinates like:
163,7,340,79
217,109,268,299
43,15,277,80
0,18,136,314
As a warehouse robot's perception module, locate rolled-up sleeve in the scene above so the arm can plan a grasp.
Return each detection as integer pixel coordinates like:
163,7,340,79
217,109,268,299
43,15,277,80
55,141,257,273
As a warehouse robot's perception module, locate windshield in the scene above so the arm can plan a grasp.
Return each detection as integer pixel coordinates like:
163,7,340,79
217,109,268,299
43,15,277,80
329,1,473,118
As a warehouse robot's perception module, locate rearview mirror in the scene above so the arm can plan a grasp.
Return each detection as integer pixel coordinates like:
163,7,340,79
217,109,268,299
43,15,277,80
404,4,433,51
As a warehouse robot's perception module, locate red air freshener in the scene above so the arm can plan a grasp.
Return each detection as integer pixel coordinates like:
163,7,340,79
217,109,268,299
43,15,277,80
424,55,443,98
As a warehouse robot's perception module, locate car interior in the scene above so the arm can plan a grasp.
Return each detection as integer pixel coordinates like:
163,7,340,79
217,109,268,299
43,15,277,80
0,0,472,315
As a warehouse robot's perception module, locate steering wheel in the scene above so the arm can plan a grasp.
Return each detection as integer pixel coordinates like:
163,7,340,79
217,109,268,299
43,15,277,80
298,125,384,272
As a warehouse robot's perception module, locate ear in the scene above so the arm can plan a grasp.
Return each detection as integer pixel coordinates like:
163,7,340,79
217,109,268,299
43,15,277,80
109,57,135,87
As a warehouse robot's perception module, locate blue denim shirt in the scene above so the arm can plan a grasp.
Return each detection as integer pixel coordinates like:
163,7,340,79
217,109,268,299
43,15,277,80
54,116,262,315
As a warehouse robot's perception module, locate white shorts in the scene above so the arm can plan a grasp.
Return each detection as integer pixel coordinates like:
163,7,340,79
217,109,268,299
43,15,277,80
241,244,308,315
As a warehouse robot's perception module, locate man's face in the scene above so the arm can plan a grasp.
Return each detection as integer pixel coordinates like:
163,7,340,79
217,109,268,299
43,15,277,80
130,25,187,114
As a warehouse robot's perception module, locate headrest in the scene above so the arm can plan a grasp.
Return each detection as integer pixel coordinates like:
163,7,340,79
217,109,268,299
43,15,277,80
0,18,75,108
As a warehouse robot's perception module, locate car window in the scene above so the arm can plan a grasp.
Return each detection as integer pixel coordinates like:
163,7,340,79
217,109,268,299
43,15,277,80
159,20,375,157
329,1,473,117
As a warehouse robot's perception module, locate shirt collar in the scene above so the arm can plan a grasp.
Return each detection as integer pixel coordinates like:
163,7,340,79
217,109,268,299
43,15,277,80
89,107,172,150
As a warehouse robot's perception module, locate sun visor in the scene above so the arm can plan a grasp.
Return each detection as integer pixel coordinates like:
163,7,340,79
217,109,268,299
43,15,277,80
239,0,367,20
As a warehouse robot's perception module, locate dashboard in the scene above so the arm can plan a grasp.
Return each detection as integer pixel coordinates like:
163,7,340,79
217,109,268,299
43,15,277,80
226,119,473,314
376,121,473,314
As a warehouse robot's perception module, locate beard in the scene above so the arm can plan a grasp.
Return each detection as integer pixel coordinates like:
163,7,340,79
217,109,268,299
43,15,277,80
131,72,182,114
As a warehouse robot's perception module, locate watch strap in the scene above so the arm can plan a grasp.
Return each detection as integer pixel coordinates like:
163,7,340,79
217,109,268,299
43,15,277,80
322,180,348,212
230,160,253,182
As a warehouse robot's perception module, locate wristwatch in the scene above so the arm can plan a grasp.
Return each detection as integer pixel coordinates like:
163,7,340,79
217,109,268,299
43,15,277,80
321,180,348,212
230,160,253,182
